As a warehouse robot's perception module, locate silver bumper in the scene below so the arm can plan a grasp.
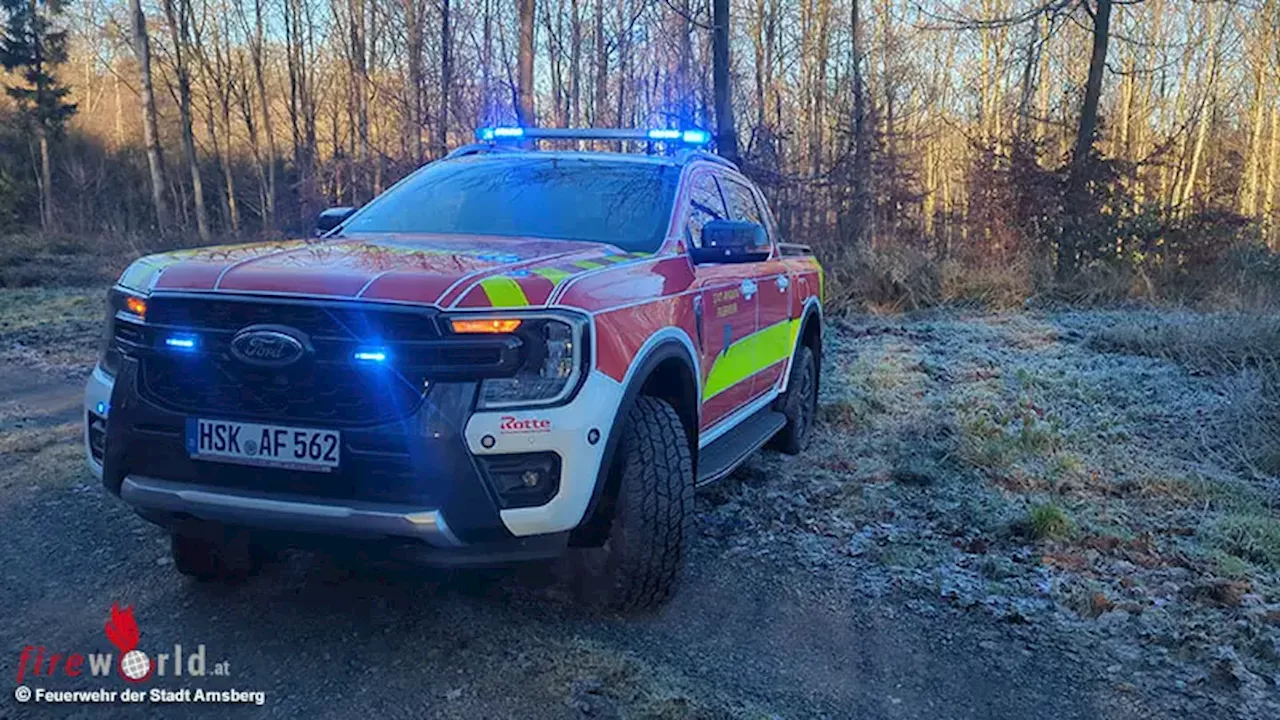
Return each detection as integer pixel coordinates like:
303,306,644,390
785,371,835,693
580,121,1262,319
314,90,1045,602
120,475,462,547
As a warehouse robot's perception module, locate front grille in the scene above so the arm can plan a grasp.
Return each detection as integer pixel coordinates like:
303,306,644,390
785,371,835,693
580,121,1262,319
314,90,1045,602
133,296,455,426
141,356,427,425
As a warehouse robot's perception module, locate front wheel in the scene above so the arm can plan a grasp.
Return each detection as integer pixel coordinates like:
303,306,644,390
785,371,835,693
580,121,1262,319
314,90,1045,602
771,344,817,455
574,396,694,612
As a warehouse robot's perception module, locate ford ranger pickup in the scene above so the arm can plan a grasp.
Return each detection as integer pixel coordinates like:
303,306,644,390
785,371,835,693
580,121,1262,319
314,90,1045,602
85,127,824,610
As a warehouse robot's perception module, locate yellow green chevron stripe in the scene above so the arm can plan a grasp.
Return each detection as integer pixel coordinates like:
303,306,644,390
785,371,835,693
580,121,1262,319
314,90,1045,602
572,260,605,270
533,267,573,284
703,318,802,400
479,276,530,307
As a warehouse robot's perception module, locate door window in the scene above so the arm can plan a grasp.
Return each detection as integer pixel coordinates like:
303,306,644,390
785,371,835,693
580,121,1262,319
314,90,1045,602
685,173,728,248
720,178,765,227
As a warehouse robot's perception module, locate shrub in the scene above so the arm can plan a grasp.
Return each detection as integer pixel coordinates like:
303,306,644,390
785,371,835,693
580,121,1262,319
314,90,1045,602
1027,503,1073,541
1205,513,1280,570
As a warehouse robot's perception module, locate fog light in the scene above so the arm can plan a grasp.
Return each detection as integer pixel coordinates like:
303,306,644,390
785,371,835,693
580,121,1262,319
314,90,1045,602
477,452,561,508
87,410,108,462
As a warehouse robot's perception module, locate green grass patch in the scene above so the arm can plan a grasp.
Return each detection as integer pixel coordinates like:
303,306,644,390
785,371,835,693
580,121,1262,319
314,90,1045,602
958,405,1061,471
1205,513,1280,570
1027,503,1074,541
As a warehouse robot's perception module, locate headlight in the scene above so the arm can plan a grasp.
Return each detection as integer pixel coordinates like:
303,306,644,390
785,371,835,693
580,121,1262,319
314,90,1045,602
97,288,145,378
455,314,587,409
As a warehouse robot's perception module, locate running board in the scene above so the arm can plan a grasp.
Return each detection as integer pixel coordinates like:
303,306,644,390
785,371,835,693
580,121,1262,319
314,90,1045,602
696,408,787,487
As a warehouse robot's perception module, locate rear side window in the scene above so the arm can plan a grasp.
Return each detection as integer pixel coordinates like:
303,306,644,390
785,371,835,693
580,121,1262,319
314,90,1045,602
685,173,728,248
721,178,765,227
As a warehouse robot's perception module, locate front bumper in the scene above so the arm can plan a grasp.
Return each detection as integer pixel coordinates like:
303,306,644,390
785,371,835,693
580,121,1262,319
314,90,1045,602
86,354,623,566
120,475,461,544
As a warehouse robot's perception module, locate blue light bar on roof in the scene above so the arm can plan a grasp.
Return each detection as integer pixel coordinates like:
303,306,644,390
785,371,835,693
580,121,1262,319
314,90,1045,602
647,129,682,141
474,127,714,146
681,129,711,145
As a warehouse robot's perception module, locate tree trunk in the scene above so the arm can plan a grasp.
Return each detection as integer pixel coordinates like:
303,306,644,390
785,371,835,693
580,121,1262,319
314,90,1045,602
1264,106,1279,247
403,0,423,163
1059,0,1113,279
569,0,581,125
128,0,169,231
593,0,607,126
37,129,52,230
712,0,738,163
849,0,870,250
517,0,536,126
438,0,452,156
162,0,210,243
252,0,277,230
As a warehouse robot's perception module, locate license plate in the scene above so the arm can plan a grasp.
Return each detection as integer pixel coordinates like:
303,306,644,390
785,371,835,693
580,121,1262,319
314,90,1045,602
185,419,340,472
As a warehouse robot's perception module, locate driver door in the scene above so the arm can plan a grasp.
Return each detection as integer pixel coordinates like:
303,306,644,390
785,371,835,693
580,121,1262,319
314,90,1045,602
684,170,760,432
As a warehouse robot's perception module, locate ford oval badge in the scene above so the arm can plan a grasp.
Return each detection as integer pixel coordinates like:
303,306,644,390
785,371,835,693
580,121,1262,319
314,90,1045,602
230,328,306,367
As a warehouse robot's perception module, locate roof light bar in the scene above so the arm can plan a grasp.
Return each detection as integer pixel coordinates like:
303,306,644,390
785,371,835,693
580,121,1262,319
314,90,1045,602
474,127,712,146
647,129,682,141
681,129,711,145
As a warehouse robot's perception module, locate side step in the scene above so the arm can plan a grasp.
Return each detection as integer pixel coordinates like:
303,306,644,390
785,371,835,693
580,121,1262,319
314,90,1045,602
696,408,787,486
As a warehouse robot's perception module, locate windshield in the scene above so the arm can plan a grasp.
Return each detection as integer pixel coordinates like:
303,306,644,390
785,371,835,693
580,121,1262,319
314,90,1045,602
340,155,680,253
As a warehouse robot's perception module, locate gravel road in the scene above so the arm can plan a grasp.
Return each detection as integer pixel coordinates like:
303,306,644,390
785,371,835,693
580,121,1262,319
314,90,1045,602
2,295,1274,718
0,362,1114,720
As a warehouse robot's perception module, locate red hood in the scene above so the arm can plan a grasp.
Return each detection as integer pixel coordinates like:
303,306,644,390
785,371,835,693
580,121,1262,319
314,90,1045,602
121,234,647,307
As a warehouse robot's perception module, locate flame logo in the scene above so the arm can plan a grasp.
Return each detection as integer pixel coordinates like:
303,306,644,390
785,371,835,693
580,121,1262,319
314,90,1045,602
104,603,140,653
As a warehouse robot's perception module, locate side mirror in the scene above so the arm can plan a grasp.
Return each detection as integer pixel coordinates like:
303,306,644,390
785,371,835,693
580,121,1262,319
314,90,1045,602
689,220,771,264
314,207,356,237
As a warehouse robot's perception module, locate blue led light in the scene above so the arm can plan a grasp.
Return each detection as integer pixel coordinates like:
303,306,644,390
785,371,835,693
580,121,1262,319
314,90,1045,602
493,127,524,138
477,128,495,141
354,349,388,362
95,401,109,416
682,129,711,145
647,129,682,140
164,335,197,350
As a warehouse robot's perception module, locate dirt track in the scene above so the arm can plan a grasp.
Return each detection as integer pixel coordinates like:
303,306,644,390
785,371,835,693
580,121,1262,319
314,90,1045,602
1,290,1276,719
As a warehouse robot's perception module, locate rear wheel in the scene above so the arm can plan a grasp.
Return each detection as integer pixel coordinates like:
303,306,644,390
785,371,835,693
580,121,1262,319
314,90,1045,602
171,530,263,583
574,396,694,612
772,344,817,455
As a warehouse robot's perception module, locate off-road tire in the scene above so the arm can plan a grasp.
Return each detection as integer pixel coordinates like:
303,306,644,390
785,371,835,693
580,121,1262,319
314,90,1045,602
171,531,262,583
576,396,694,612
771,344,817,455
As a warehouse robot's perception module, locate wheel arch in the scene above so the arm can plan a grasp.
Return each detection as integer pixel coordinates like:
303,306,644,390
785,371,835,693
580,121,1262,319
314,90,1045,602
570,334,700,546
791,298,824,388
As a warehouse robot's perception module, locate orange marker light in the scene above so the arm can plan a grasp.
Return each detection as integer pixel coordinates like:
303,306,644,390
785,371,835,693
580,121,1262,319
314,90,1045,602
125,296,147,318
450,318,522,334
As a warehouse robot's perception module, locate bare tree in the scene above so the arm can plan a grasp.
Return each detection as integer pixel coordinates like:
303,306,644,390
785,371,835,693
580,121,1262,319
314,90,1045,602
127,0,169,230
517,0,535,126
712,0,737,162
160,0,211,243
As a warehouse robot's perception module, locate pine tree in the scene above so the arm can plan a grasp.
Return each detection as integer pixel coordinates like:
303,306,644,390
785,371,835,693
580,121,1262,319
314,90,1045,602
0,0,76,230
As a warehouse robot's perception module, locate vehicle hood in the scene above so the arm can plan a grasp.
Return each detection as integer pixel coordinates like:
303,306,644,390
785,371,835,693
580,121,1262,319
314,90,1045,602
120,234,652,308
